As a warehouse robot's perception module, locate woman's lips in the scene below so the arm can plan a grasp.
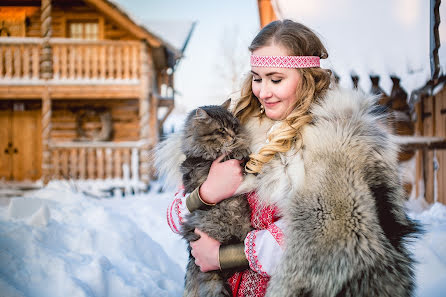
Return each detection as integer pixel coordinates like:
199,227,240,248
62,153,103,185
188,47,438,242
264,101,279,107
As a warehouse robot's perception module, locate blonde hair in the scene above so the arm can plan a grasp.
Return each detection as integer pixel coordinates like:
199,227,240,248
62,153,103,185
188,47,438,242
233,20,332,173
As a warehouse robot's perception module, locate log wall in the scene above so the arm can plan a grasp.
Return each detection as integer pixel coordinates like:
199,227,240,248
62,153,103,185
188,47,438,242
51,99,140,142
25,0,135,40
415,87,446,205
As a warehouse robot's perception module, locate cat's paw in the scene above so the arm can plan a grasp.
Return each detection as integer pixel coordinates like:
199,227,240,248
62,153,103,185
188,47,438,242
232,148,251,160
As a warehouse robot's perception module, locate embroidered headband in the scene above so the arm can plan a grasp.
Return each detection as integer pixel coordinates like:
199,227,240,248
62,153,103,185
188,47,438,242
251,55,320,68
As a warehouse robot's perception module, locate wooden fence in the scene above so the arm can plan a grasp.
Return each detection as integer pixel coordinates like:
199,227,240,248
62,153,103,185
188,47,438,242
49,141,144,180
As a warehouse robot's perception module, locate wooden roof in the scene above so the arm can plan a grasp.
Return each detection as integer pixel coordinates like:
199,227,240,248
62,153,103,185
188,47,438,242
86,0,182,60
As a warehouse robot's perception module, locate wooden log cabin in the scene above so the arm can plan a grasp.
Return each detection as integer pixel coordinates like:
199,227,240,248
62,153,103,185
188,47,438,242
0,0,181,185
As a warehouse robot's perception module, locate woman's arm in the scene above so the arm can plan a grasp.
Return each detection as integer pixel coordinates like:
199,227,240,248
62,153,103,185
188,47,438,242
167,154,244,234
191,219,286,276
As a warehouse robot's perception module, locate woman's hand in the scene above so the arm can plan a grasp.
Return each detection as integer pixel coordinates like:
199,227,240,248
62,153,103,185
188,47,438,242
199,154,244,204
190,229,221,272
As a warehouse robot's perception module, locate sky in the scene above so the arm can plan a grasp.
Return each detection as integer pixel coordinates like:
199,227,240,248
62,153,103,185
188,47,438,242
112,0,445,111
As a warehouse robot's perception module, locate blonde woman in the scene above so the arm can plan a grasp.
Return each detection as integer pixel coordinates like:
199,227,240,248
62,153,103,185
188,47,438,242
160,20,419,297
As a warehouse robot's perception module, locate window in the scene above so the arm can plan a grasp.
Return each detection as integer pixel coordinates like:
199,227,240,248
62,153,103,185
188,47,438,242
68,21,99,40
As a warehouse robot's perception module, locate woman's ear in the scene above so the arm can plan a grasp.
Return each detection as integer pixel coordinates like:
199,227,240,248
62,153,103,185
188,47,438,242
221,98,231,110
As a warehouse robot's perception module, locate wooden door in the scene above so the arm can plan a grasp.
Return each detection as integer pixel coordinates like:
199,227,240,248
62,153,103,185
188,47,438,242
0,111,12,179
0,109,41,181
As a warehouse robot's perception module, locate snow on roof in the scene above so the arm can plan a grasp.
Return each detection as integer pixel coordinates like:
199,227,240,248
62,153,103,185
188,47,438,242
272,0,437,96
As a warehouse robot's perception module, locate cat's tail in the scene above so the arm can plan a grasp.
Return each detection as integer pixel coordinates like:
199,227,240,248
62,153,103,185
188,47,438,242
154,131,185,190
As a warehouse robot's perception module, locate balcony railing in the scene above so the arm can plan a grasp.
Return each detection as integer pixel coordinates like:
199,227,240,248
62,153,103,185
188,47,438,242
0,37,142,83
49,141,146,181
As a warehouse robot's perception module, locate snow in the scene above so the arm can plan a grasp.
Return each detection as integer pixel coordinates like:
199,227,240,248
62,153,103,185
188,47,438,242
0,180,445,296
0,181,188,297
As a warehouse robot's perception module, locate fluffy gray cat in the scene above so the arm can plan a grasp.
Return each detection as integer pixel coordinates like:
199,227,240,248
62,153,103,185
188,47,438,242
180,100,252,297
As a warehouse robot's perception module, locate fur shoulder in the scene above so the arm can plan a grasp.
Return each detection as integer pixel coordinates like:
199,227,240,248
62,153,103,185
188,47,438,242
154,131,185,190
305,87,399,164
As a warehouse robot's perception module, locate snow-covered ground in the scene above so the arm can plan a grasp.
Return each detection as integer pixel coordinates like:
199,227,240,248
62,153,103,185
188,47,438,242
0,180,445,297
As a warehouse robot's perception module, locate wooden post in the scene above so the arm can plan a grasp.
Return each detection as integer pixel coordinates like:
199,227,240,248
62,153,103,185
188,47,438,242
139,41,153,185
257,0,278,28
41,0,53,184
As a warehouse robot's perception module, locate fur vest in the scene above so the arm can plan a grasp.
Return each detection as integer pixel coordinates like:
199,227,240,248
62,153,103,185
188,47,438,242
155,87,420,297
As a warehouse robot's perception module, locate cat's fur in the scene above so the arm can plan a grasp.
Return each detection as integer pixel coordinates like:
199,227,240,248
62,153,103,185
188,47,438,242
180,100,252,297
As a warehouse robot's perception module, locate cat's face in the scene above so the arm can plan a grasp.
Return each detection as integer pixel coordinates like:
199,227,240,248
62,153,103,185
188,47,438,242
185,105,241,157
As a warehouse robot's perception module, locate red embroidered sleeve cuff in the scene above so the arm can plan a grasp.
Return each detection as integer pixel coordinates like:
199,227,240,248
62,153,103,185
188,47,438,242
244,221,285,277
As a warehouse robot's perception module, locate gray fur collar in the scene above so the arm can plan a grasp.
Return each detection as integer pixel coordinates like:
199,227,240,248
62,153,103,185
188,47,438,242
154,87,397,209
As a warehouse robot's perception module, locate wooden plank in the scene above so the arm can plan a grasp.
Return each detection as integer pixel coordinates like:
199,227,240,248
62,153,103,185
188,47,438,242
105,148,113,179
423,96,435,203
79,148,86,179
32,45,39,79
114,149,122,178
13,46,21,78
12,110,42,181
87,148,95,179
100,45,106,79
53,46,60,79
435,88,446,204
5,46,12,78
123,148,130,179
61,45,68,79
52,149,60,179
96,148,104,179
23,45,30,79
61,149,69,179
92,45,98,79
70,148,78,179
69,45,76,79
77,45,83,79
0,47,3,78
108,45,114,79
0,111,12,180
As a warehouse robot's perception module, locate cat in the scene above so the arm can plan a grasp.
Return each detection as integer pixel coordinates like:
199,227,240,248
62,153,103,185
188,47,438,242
180,99,253,297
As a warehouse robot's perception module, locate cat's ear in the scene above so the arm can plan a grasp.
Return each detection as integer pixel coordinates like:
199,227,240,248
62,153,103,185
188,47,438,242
221,98,231,110
195,108,209,121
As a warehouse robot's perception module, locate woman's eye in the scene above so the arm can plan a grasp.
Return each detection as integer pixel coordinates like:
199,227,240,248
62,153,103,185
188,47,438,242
253,77,261,83
271,79,282,84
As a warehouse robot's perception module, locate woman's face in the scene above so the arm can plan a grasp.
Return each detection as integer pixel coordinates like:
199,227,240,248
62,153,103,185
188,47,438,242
251,44,302,121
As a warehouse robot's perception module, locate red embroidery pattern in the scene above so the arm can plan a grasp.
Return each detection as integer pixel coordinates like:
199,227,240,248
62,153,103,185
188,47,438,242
251,55,320,68
247,192,278,229
167,189,185,234
267,223,285,248
227,192,279,297
237,269,269,297
245,231,268,277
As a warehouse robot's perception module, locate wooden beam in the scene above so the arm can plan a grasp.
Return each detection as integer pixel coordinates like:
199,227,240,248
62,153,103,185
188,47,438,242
0,84,141,99
257,0,277,28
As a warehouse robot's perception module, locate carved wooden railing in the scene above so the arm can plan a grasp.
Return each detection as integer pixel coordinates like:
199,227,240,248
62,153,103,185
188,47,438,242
49,141,147,180
51,39,141,81
0,38,142,82
0,38,41,81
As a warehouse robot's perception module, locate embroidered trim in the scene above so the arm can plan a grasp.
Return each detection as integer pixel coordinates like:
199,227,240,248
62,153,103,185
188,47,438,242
267,223,285,248
167,198,180,233
245,231,269,278
251,55,320,68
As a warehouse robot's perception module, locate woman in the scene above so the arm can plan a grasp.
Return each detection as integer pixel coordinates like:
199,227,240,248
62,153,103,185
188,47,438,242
160,20,419,297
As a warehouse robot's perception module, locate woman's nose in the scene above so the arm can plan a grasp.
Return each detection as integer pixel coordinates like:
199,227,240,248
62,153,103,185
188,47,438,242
258,83,272,99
